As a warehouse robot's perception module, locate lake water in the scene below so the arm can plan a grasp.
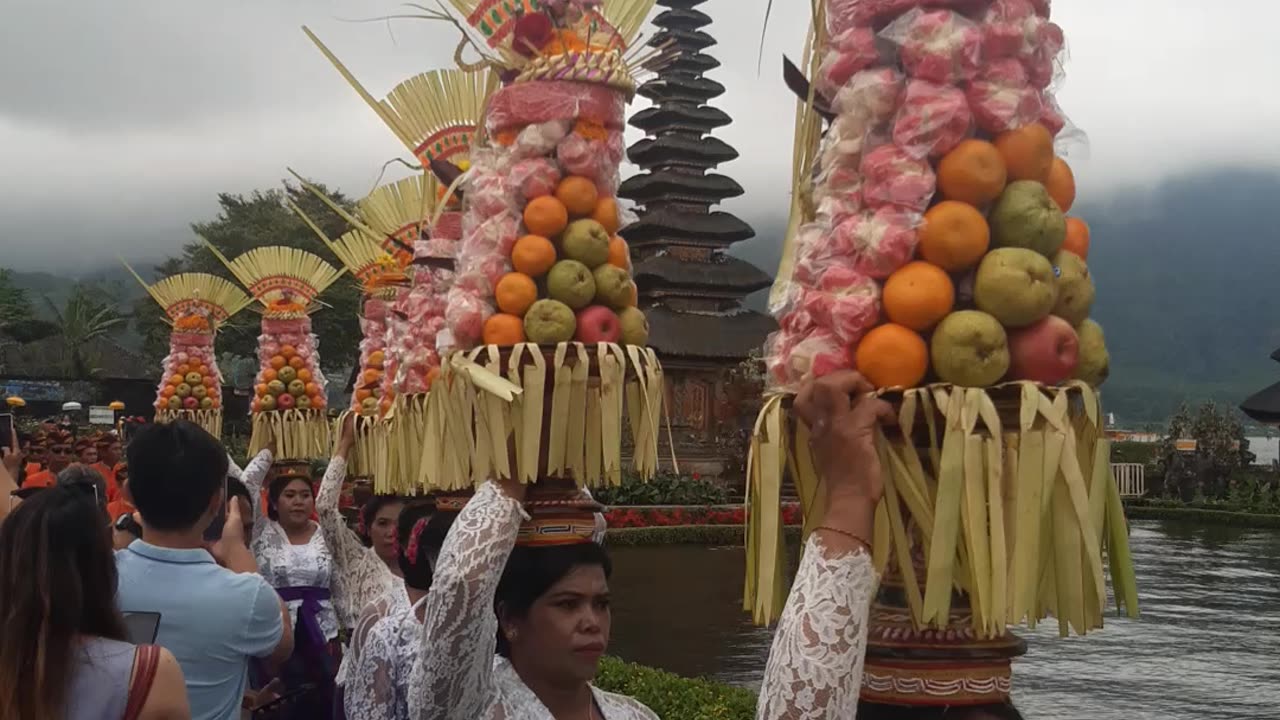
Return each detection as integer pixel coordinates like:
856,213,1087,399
608,520,1280,719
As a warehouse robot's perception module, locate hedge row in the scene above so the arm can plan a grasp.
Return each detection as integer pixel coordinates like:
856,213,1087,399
595,657,757,720
1122,503,1280,529
605,525,803,546
604,504,802,528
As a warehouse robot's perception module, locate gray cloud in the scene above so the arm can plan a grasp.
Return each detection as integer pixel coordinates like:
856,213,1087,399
2,0,1279,273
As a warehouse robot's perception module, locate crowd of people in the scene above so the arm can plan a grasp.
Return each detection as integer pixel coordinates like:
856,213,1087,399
0,372,1024,720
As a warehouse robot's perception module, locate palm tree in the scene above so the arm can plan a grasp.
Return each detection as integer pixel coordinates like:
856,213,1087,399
43,285,126,378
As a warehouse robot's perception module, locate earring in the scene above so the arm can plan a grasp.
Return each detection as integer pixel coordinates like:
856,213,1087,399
506,628,518,642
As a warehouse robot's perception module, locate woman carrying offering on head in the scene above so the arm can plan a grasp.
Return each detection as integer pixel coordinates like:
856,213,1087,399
318,416,406,714
240,438,338,719
346,502,453,720
409,474,643,720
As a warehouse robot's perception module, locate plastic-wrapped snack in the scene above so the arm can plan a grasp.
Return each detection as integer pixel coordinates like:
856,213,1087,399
509,157,563,201
781,327,852,385
827,0,975,36
967,58,1043,134
835,207,921,279
832,67,906,125
1039,91,1067,136
981,0,1039,59
810,265,882,345
511,119,573,160
892,79,972,158
815,26,881,98
127,270,253,439
885,9,983,85
860,143,937,213
1024,22,1065,89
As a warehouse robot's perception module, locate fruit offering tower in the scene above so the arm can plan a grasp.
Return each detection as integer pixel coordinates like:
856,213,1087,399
125,269,253,438
746,0,1137,647
405,0,668,492
301,34,501,491
208,245,346,459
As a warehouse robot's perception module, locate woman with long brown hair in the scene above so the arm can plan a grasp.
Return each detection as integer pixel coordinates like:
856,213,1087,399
0,483,190,720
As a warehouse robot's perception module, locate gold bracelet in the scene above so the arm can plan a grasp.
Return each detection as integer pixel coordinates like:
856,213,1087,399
815,525,872,552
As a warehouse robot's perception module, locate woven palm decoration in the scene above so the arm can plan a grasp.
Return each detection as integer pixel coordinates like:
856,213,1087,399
206,244,346,460
357,174,437,265
303,29,496,168
123,266,253,438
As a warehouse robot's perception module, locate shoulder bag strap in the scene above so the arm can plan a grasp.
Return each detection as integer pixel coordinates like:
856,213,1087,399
122,644,162,720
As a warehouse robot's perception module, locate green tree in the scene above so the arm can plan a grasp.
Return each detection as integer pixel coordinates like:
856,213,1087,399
132,182,363,377
1152,401,1250,501
0,268,58,343
45,284,127,378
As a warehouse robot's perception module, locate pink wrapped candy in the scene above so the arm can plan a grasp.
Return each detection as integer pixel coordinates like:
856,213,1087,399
468,171,512,219
834,208,920,279
832,67,904,124
981,0,1038,59
783,328,852,384
860,144,936,213
1039,92,1066,136
445,286,491,349
889,9,983,85
892,80,972,159
508,157,562,201
513,119,572,160
815,27,880,98
557,131,625,189
802,267,882,346
1024,22,1064,89
966,59,1043,134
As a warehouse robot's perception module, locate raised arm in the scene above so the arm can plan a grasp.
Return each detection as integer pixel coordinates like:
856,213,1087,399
318,417,394,629
240,447,273,541
756,371,892,720
409,478,527,720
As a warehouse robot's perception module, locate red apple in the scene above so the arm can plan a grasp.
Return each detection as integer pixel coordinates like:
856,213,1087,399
276,392,296,411
1008,315,1080,384
182,396,200,410
574,306,621,344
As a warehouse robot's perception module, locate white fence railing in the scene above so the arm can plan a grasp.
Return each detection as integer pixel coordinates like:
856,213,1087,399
1112,463,1146,498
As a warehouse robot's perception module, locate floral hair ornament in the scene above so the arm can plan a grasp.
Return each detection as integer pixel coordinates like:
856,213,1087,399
405,516,431,565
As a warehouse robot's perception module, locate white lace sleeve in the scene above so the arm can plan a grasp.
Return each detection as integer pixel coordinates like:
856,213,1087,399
316,456,394,630
409,480,526,720
755,533,879,720
347,617,404,720
241,449,273,543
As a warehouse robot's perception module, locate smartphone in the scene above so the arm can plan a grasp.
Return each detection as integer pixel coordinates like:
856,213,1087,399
122,611,162,644
0,413,12,450
203,474,232,543
252,685,313,716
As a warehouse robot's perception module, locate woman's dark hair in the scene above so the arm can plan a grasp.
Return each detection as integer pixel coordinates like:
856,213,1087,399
56,464,108,520
396,504,455,592
0,484,128,720
857,701,1024,720
359,495,406,546
493,541,612,657
266,474,314,522
127,420,228,531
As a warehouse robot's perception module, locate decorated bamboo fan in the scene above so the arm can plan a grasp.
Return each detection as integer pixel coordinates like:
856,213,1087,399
124,266,253,438
205,244,346,460
356,174,437,264
744,0,1137,643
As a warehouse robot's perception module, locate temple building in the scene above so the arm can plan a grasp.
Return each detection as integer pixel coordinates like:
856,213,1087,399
1240,347,1280,424
619,0,775,475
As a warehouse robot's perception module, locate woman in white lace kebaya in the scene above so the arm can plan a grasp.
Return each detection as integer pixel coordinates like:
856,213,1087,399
347,501,455,720
241,444,339,718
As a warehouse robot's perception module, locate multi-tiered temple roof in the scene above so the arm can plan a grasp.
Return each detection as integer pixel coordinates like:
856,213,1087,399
618,0,774,360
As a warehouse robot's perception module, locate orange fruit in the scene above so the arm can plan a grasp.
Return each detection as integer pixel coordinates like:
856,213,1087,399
254,383,268,396
993,123,1055,183
512,234,557,276
937,140,1008,207
1062,217,1090,259
177,363,191,375
592,197,621,234
425,366,441,391
288,356,306,370
854,323,929,389
496,272,539,316
555,176,600,217
607,236,631,270
882,262,955,331
524,196,569,237
297,368,312,382
356,388,373,402
368,350,385,367
918,202,990,271
162,385,176,398
361,368,382,385
483,313,526,346
169,374,184,385
262,368,278,382
280,344,297,359
269,355,286,370
1045,157,1076,212
304,382,320,396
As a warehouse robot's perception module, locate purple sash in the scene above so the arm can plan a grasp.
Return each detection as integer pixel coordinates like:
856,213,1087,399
276,585,331,654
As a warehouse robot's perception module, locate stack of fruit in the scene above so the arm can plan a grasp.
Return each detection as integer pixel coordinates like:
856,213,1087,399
478,173,648,348
768,0,1104,392
251,332,327,415
125,269,252,439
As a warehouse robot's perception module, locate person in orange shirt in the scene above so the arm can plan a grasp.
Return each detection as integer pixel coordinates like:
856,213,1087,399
23,431,47,478
22,430,73,489
105,462,134,522
91,432,122,502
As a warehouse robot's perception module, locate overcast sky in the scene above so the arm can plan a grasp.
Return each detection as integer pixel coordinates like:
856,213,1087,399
3,0,1279,275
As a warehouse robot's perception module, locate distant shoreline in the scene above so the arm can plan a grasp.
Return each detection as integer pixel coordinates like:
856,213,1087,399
1123,501,1280,529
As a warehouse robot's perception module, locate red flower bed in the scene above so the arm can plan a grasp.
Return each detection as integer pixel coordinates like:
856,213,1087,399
604,504,803,529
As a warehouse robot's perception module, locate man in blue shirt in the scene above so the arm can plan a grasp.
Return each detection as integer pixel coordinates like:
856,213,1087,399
116,421,293,720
